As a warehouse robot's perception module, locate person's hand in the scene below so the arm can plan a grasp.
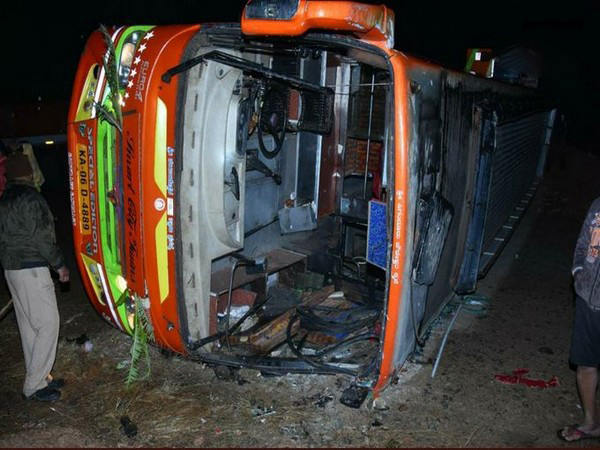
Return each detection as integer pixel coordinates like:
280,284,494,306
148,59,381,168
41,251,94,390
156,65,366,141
57,266,70,283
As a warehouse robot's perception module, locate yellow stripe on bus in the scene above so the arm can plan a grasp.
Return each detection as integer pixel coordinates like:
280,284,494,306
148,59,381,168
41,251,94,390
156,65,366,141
155,98,167,197
155,212,169,303
155,98,169,303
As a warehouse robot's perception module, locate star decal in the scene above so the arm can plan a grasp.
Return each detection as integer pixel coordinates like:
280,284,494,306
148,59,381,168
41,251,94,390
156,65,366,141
121,30,155,106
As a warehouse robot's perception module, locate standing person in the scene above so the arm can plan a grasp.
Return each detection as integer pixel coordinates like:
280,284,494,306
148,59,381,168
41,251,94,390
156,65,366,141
558,197,600,441
0,148,69,402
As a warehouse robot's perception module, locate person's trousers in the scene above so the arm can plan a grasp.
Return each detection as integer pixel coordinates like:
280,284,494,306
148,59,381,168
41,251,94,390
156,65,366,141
4,267,59,397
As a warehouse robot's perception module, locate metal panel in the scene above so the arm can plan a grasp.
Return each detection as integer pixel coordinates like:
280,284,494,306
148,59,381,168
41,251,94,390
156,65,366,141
455,107,496,293
478,110,551,273
296,53,324,205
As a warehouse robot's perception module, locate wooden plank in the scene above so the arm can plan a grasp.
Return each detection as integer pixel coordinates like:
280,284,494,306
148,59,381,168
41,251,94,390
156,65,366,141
224,284,336,353
210,248,307,296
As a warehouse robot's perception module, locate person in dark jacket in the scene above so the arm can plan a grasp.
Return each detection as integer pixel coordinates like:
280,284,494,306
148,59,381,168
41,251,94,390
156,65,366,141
558,197,600,441
0,149,69,402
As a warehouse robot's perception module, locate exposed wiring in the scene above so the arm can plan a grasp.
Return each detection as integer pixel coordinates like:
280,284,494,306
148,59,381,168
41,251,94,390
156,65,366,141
188,269,382,379
305,331,379,360
223,253,269,350
188,294,272,352
189,303,379,379
286,314,361,376
285,299,381,378
296,304,380,333
189,297,270,351
224,259,262,351
341,257,368,281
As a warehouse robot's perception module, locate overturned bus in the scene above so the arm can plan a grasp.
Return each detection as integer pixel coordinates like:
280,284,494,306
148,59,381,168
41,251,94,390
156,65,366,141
67,0,555,404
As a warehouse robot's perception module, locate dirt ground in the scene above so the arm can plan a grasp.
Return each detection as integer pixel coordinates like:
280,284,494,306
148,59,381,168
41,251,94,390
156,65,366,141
1,144,600,448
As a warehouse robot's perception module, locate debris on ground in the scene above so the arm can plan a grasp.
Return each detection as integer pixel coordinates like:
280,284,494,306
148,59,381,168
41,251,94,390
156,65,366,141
120,416,138,438
462,294,490,315
66,333,93,352
251,404,276,418
309,392,334,408
339,384,370,408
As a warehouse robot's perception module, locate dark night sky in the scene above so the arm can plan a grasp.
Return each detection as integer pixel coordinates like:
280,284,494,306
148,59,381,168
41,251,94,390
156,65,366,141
2,0,597,146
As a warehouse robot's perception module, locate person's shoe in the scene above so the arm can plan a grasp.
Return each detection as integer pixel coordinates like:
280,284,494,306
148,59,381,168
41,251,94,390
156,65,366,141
557,424,600,442
47,378,66,389
22,387,61,402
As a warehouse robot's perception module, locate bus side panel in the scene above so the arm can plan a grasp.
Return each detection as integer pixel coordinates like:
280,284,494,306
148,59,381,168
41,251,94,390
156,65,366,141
402,62,555,335
407,67,480,331
374,53,555,394
374,52,413,393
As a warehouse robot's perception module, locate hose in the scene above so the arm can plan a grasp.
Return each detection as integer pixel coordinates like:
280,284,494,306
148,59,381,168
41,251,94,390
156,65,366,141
285,313,380,378
431,301,463,378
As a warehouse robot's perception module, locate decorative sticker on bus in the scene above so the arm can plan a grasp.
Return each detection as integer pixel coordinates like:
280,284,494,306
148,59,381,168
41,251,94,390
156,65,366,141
67,152,76,227
87,124,99,256
167,145,175,251
121,30,155,107
122,112,145,293
391,189,403,285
